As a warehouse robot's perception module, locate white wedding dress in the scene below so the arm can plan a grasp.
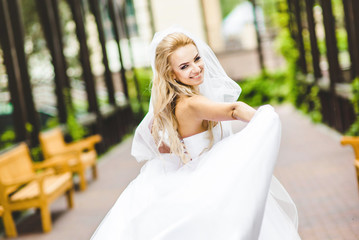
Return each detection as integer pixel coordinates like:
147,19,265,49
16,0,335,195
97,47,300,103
91,105,301,239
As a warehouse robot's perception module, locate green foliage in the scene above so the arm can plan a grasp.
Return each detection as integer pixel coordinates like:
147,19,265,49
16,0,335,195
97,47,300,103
67,108,87,141
308,86,323,123
24,122,44,161
295,82,322,123
46,117,60,129
0,128,16,150
25,122,33,133
238,0,322,123
336,28,348,53
317,39,326,56
127,68,152,114
274,0,322,122
308,85,322,122
30,146,43,162
238,70,291,106
220,0,246,19
274,13,322,122
318,29,348,56
332,0,345,29
0,122,43,160
239,1,296,108
275,30,298,63
134,68,152,104
274,27,300,105
346,78,359,136
63,88,88,141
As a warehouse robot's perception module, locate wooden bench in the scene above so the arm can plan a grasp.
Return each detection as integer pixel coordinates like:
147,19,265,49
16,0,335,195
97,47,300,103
341,136,359,184
39,128,102,191
0,143,74,237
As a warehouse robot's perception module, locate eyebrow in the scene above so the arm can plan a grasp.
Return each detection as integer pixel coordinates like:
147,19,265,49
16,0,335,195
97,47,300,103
178,52,199,68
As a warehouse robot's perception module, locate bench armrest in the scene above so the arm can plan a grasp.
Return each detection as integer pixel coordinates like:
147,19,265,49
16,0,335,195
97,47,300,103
33,153,78,172
66,134,102,152
0,175,35,189
341,136,359,159
0,169,54,189
341,136,359,146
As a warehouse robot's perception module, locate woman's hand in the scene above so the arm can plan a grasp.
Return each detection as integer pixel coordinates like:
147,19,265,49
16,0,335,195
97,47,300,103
232,101,256,122
158,142,171,153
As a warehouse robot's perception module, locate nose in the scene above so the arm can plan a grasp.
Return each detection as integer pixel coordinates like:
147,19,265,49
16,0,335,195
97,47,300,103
192,63,201,73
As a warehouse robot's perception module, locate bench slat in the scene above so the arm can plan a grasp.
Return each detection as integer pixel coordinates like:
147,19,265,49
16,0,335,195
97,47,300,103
10,173,72,202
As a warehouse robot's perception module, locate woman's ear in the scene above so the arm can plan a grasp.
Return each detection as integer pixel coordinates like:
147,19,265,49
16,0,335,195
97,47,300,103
171,72,177,81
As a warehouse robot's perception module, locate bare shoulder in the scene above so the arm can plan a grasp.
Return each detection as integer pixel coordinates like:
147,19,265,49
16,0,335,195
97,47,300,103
175,95,208,137
175,95,205,122
176,95,207,113
175,95,192,116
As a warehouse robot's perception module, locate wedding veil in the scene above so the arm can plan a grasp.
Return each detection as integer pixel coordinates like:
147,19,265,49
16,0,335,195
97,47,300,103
131,26,242,162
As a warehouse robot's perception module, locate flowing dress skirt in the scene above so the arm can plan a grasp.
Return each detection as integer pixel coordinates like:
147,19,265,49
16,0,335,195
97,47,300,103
91,105,301,239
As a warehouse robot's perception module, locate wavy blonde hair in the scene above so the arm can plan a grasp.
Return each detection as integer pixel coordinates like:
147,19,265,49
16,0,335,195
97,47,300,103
151,33,217,164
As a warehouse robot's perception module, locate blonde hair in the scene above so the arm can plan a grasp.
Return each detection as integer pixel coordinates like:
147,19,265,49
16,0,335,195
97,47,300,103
151,33,216,164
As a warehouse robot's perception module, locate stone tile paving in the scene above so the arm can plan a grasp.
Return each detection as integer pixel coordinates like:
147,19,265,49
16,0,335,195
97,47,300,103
274,105,359,240
1,104,359,239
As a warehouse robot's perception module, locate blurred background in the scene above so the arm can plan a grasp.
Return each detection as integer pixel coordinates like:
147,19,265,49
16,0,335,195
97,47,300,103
1,0,359,239
1,0,359,154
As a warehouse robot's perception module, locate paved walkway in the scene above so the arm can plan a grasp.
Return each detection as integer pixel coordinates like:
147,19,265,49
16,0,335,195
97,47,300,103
1,104,359,240
274,105,359,240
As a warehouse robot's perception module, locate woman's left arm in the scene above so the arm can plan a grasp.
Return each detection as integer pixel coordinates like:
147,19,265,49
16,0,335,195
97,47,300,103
183,95,256,123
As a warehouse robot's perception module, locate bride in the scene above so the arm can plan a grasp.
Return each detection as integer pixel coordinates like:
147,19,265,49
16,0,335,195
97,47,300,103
91,27,301,239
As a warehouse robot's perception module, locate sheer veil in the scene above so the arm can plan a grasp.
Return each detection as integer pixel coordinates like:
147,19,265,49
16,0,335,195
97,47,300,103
131,26,242,162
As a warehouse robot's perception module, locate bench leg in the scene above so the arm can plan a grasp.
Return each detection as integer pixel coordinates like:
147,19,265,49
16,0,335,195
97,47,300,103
92,164,98,180
355,167,359,189
40,205,52,233
3,210,17,237
78,170,87,191
66,188,74,209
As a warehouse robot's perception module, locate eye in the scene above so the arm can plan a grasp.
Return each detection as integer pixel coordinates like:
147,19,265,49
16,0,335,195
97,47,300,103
195,56,201,62
180,65,188,70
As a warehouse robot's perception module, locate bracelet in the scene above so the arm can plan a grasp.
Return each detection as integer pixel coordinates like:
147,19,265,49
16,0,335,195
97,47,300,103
231,110,237,120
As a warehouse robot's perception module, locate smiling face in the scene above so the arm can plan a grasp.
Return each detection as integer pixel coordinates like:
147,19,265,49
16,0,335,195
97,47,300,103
169,44,204,86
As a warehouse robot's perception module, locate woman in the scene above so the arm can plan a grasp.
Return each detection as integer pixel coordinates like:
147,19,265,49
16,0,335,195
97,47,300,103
91,27,301,239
